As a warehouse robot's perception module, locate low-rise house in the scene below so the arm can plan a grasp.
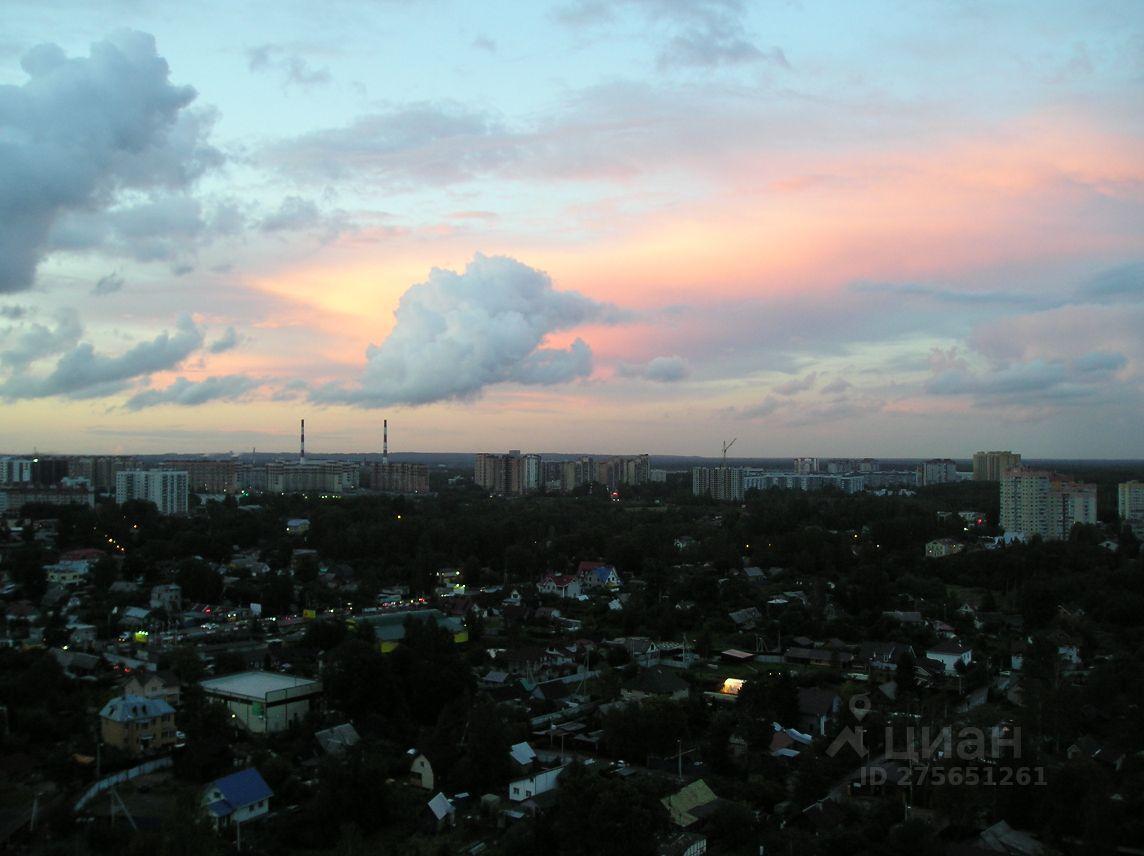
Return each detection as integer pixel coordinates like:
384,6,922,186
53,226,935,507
728,607,763,630
578,563,622,590
149,583,182,613
621,666,690,702
44,560,91,586
117,606,151,628
426,792,455,831
926,638,973,675
123,670,182,707
661,779,720,828
509,741,538,773
99,694,177,757
409,750,435,790
315,723,361,756
798,687,841,736
925,538,965,558
537,574,582,599
202,768,273,831
784,647,854,668
509,765,566,802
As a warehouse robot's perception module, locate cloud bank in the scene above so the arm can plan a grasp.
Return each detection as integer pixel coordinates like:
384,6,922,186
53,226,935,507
1,315,204,400
124,374,260,410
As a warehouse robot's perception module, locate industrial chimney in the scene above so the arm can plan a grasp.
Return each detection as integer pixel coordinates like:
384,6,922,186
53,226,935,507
300,418,306,464
383,419,389,465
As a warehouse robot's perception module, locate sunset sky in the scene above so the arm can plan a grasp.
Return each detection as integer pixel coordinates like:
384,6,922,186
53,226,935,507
1,1,1142,457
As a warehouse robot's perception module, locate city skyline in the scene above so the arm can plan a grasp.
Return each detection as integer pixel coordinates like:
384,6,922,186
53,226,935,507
1,1,1142,456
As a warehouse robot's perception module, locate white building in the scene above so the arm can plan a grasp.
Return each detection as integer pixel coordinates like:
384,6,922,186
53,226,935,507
926,638,973,674
0,457,33,484
1118,480,1144,526
200,671,323,733
523,454,542,493
202,768,273,830
1001,467,1097,540
115,470,189,516
509,765,566,802
918,459,959,486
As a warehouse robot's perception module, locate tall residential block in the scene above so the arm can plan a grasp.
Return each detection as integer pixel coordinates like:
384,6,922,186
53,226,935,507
1119,480,1144,523
163,459,237,494
1000,467,1097,540
918,459,959,486
116,470,190,516
973,451,1022,481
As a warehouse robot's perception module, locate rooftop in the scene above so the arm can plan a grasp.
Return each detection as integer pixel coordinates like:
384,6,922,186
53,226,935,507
200,670,321,699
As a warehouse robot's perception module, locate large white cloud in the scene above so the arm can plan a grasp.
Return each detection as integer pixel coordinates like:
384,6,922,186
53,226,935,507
314,254,619,406
0,30,220,292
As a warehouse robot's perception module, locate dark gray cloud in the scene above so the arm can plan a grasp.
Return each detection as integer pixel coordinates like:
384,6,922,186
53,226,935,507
0,309,83,369
247,44,331,87
260,196,321,231
849,280,1057,309
821,377,851,395
0,305,29,320
50,194,212,264
1072,351,1126,374
313,254,618,406
774,371,818,395
618,354,692,382
741,395,779,418
92,272,124,296
1,315,203,400
0,31,221,292
259,196,350,240
208,326,241,354
928,360,1067,397
124,374,259,410
555,0,786,71
264,102,514,186
1080,261,1143,303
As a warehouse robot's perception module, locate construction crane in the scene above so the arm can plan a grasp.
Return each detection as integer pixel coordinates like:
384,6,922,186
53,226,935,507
721,438,737,466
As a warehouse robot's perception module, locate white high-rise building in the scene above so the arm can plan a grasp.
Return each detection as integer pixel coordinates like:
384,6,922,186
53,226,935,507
972,451,1021,481
1119,481,1144,525
0,457,34,484
116,470,189,516
918,459,959,486
523,454,542,493
1000,467,1097,540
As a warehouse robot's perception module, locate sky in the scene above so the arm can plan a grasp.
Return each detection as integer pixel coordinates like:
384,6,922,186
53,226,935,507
0,0,1142,458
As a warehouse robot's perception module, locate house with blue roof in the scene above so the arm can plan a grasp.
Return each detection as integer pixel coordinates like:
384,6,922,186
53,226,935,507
201,768,273,829
577,562,622,590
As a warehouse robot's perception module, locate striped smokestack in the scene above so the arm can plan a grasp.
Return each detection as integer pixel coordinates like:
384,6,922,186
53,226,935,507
383,419,388,465
300,418,305,463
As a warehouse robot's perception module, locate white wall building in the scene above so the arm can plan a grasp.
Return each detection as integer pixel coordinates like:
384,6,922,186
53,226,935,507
115,470,189,515
0,457,33,484
1001,467,1097,540
509,765,566,802
1118,480,1144,524
200,671,323,733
